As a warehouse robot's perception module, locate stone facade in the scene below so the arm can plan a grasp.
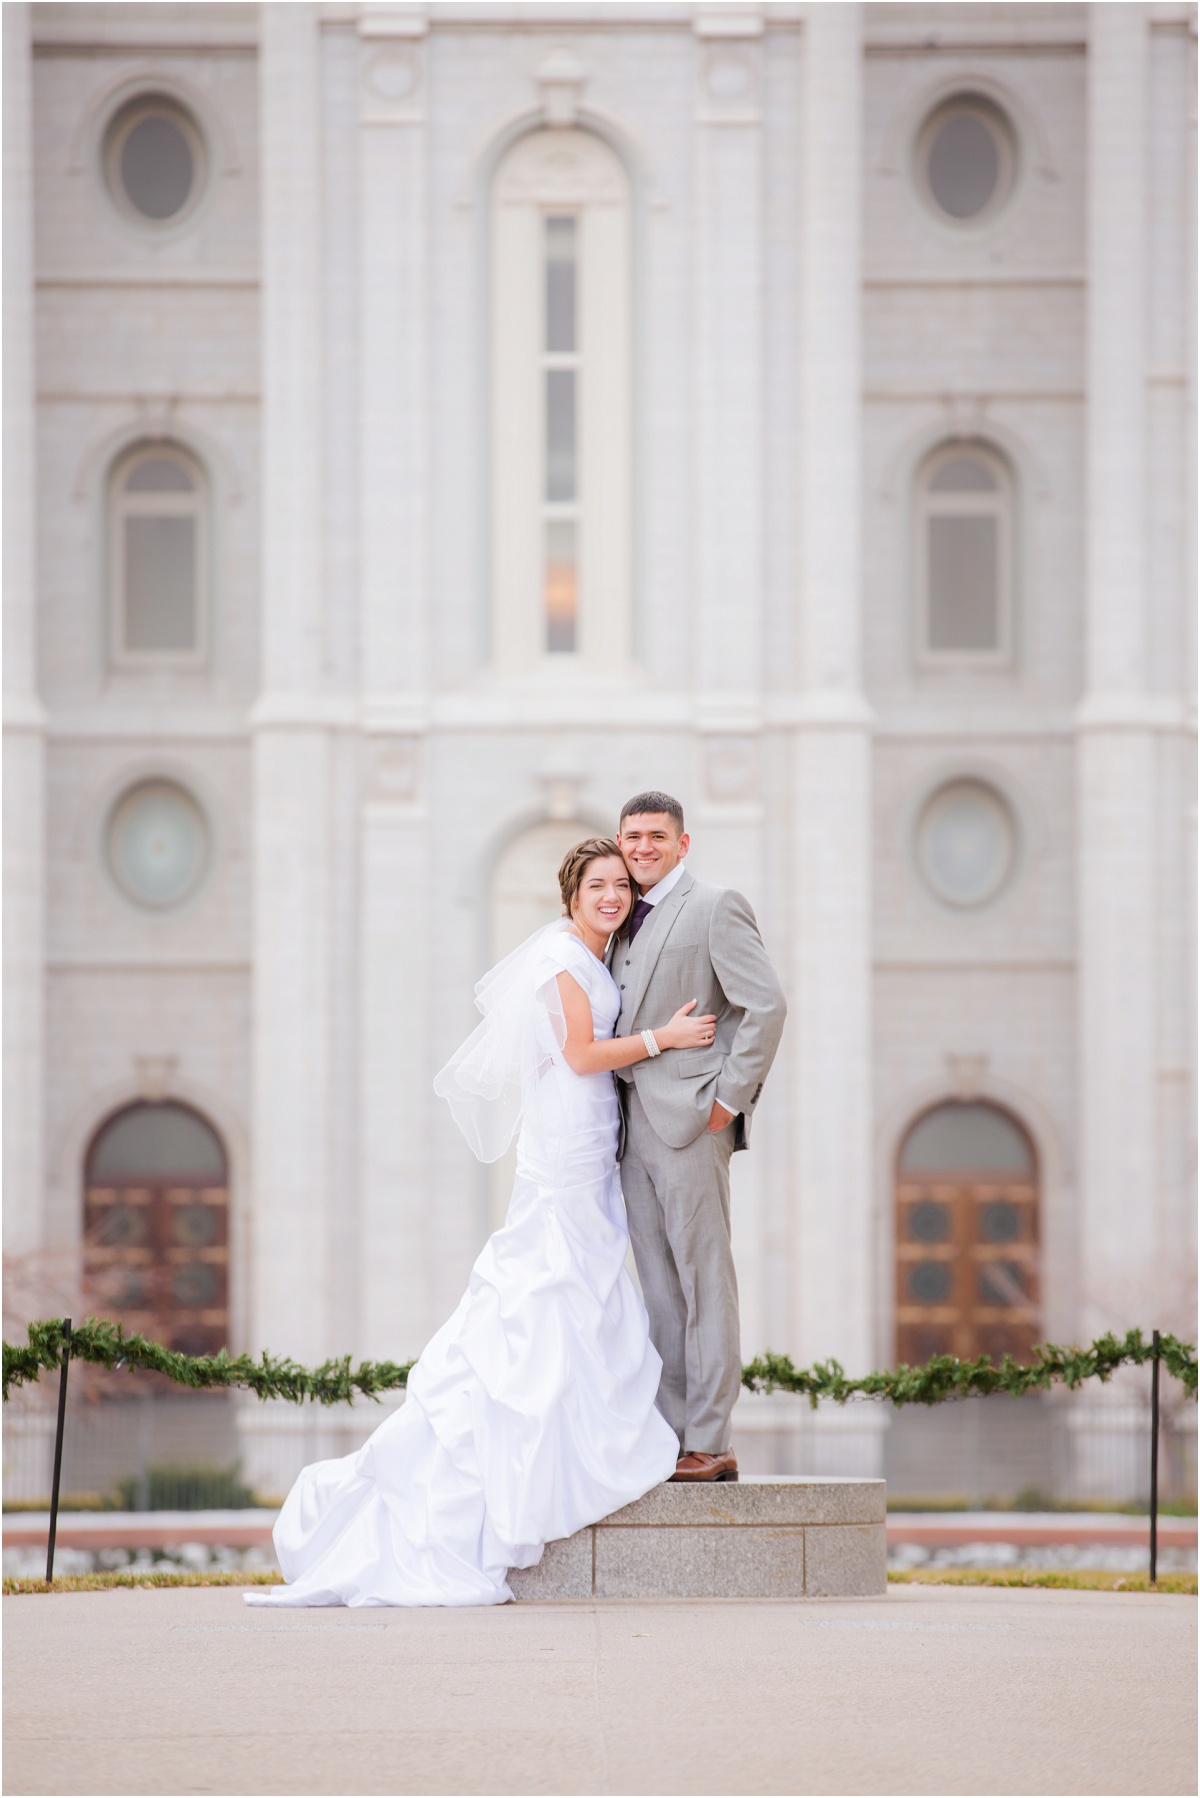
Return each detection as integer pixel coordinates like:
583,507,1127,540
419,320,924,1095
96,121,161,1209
4,2,1195,1497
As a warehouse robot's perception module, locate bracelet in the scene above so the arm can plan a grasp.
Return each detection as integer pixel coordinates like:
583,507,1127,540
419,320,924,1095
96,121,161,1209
641,1029,662,1059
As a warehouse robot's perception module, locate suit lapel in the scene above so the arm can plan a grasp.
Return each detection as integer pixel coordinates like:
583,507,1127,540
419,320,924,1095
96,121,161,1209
619,870,695,1029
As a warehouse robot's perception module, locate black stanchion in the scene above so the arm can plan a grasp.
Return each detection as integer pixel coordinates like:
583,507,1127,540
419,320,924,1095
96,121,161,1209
1149,1328,1160,1587
45,1319,72,1585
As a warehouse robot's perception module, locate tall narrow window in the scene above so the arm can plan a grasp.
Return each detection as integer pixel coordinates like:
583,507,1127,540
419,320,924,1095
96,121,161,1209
111,443,207,666
544,217,579,652
491,129,631,673
915,443,1012,665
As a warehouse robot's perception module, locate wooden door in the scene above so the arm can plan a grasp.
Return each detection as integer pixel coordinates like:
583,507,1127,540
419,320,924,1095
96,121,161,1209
895,1177,1039,1364
84,1102,229,1358
896,1102,1039,1366
84,1182,229,1357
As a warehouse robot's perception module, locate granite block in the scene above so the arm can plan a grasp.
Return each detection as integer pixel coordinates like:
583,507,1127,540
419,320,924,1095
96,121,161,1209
601,1477,886,1528
506,1481,886,1600
593,1525,806,1599
803,1524,888,1597
507,1529,593,1600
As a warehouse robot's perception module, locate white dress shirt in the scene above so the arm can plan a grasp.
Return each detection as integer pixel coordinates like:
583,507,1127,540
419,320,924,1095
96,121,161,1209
637,859,686,909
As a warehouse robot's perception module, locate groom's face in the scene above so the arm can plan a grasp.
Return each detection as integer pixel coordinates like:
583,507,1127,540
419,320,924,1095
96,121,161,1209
619,814,689,891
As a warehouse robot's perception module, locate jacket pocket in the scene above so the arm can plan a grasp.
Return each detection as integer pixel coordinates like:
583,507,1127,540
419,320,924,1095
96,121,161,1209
677,1053,723,1080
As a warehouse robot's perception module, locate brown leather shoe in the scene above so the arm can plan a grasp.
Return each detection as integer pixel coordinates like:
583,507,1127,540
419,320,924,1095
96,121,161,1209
669,1450,739,1482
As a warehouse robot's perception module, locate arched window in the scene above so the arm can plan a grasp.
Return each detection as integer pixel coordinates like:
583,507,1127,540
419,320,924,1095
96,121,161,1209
895,1101,1038,1365
84,1102,228,1357
491,129,631,673
915,443,1012,665
110,443,208,665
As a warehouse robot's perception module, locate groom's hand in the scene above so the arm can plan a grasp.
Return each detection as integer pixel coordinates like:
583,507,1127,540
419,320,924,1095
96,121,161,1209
707,1101,734,1134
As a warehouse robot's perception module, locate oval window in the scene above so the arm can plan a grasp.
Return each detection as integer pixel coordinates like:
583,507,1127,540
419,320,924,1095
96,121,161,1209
106,779,210,910
104,96,205,226
917,96,1016,226
915,779,1016,909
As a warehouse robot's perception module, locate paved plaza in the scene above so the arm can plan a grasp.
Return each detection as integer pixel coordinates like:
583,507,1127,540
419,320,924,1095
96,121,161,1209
4,1584,1195,1796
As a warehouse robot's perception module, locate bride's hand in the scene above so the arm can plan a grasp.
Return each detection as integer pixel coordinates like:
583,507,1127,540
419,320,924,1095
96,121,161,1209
655,1001,718,1052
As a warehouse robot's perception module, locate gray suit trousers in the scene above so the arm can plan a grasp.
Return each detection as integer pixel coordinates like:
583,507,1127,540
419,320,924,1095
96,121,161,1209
620,1085,739,1453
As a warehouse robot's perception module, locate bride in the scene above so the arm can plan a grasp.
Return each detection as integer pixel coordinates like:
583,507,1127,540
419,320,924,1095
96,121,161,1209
245,836,717,1607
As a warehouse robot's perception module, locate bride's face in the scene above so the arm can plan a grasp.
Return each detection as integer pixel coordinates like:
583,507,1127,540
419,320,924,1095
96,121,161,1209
572,855,634,939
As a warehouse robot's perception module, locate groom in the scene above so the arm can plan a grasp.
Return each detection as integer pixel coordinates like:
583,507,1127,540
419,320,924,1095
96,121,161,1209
612,791,787,1482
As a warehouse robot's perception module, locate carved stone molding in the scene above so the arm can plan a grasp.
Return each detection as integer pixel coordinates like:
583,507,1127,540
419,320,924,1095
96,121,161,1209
367,737,422,804
534,749,586,822
697,43,762,123
494,126,626,208
694,8,763,124
359,9,427,125
945,1053,990,1101
543,779,582,822
536,47,588,128
133,1054,178,1102
704,734,760,803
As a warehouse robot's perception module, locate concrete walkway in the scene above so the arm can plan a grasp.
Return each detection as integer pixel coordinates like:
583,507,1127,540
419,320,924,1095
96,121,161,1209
4,1585,1195,1796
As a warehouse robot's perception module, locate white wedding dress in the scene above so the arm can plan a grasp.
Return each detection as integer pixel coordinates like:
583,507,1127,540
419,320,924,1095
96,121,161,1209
245,923,678,1608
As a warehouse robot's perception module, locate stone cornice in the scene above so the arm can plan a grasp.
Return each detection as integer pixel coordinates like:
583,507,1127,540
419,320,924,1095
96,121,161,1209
1075,693,1197,734
46,690,1173,743
3,692,48,732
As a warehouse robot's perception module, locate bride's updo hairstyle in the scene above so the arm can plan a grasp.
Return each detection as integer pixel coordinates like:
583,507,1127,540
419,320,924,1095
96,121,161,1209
557,836,633,922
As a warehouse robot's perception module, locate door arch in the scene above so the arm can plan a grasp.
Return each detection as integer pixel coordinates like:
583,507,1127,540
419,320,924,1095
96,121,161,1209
490,816,593,961
84,1101,229,1357
895,1100,1039,1364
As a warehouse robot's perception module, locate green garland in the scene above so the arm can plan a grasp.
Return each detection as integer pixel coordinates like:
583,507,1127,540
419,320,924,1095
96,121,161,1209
3,1317,1194,1408
741,1329,1197,1408
1,1317,414,1407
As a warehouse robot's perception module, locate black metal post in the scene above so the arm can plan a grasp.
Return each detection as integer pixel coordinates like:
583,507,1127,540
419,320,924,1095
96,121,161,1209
1149,1329,1161,1587
45,1319,72,1584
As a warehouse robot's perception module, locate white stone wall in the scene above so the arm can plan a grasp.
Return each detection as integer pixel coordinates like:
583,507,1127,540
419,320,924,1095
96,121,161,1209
7,3,1195,1491
4,2,45,1263
18,6,261,1366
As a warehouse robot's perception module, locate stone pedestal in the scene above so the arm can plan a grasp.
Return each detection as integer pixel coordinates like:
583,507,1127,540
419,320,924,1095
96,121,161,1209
508,1477,886,1601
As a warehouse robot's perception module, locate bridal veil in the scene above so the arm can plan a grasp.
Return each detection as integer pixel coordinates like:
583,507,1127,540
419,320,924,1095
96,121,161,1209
433,920,573,1162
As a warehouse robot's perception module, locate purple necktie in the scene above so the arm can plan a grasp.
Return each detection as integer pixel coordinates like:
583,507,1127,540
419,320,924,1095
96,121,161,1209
627,898,653,943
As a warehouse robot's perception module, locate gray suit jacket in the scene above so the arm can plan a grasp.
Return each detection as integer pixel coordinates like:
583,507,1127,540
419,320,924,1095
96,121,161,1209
612,871,787,1155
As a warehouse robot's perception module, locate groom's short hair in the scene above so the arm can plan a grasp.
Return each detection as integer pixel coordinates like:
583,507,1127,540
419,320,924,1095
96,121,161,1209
620,791,685,834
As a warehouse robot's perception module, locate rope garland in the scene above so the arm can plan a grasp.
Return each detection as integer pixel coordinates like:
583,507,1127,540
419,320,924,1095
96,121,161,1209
3,1317,1194,1407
